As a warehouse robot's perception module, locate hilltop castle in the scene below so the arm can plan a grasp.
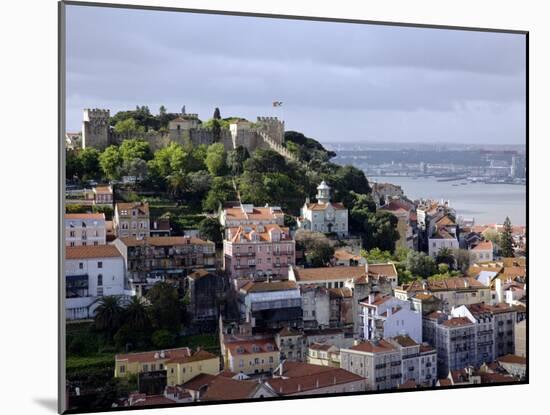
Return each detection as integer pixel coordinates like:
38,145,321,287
80,108,296,160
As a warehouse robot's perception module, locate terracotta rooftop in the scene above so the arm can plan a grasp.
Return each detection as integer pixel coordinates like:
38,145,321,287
333,249,362,262
200,376,261,401
348,340,396,354
166,349,218,364
497,354,527,365
179,373,217,392
471,241,494,251
228,224,291,243
224,205,284,221
401,277,485,293
225,338,279,355
268,366,362,395
441,317,474,328
116,202,149,216
329,287,353,298
240,280,298,293
65,213,105,221
278,326,302,337
116,347,192,364
66,244,121,260
305,202,346,211
391,335,418,348
293,266,364,282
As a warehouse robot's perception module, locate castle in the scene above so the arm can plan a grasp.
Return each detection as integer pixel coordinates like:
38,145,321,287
80,108,297,160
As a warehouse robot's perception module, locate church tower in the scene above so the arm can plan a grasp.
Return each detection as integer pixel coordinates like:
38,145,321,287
316,181,331,204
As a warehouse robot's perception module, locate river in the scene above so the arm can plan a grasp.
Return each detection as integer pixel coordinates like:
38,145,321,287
368,176,527,226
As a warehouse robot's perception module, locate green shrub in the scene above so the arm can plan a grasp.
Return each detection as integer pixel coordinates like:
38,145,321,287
152,329,176,349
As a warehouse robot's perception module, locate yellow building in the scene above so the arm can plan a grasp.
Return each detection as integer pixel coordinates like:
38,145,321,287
114,347,220,387
307,343,340,367
223,338,280,375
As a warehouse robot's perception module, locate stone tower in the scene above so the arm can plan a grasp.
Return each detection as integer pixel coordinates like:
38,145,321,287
82,108,110,149
316,181,331,204
256,116,285,145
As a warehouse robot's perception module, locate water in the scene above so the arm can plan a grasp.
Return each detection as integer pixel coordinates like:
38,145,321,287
369,176,526,226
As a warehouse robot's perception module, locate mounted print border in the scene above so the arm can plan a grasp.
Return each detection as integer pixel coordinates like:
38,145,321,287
59,1,528,413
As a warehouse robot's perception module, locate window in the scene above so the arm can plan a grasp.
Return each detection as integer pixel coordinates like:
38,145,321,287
120,365,125,374
143,364,149,371
69,231,75,237
97,274,103,286
70,242,75,247
159,363,164,370
151,364,156,371
79,262,83,269
98,261,103,269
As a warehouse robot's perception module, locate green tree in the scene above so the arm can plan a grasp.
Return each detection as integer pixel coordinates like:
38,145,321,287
119,139,153,163
152,329,176,349
146,282,182,333
99,146,123,180
361,247,393,263
93,296,124,342
500,216,515,257
113,118,145,139
244,149,286,174
436,247,455,268
205,143,227,176
405,251,437,279
198,217,223,245
306,239,335,267
226,146,250,175
78,147,101,180
202,177,237,212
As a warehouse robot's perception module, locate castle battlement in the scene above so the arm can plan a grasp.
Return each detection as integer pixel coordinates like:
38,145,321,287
257,116,281,122
84,108,110,117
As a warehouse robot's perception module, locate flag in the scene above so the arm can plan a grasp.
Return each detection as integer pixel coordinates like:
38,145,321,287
272,101,283,107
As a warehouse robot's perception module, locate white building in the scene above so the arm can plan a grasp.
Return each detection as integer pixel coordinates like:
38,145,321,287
65,213,106,246
65,245,127,320
359,294,422,343
297,181,348,237
469,240,494,263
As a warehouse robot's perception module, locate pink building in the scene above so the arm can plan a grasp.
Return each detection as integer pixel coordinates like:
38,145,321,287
223,224,295,279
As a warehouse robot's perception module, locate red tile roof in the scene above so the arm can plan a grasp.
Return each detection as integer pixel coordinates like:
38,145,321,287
65,244,121,259
65,213,105,220
441,317,474,328
497,354,527,365
225,338,279,355
348,340,396,354
116,347,191,364
471,241,493,251
200,376,261,401
268,367,362,395
240,280,298,293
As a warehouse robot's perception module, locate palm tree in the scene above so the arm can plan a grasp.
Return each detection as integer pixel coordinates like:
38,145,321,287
124,296,150,332
94,296,124,341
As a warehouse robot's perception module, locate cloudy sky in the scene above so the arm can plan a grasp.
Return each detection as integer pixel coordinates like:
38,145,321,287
65,5,526,144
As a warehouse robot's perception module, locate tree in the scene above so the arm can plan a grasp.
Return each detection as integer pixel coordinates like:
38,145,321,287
500,216,515,257
213,107,221,120
405,251,437,279
146,282,182,332
244,149,286,174
226,146,250,175
205,143,227,176
152,329,176,349
93,296,124,342
124,296,150,332
203,177,237,212
99,145,122,180
78,147,101,180
361,247,393,263
306,239,334,267
436,247,455,268
167,171,186,199
198,217,223,245
119,139,153,163
113,118,145,139
454,249,471,273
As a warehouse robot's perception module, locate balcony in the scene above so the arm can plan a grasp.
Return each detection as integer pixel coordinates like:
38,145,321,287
234,252,255,257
